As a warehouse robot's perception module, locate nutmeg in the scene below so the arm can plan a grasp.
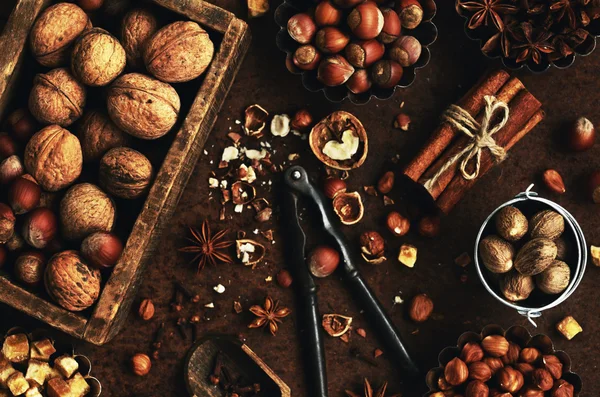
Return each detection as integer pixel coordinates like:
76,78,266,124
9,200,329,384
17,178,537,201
78,110,130,162
0,203,16,244
389,35,422,67
44,250,101,311
99,147,154,199
479,235,514,274
535,259,570,294
514,238,557,276
465,380,489,397
481,335,509,357
24,125,83,192
386,211,410,236
29,68,87,127
121,8,158,69
15,251,46,287
29,3,91,67
461,342,484,364
444,357,469,386
81,232,123,269
144,21,214,83
496,366,524,393
468,361,492,382
408,293,433,322
60,183,116,241
8,176,41,215
22,208,58,249
71,28,126,87
529,210,564,240
495,206,528,242
107,73,181,140
501,271,535,301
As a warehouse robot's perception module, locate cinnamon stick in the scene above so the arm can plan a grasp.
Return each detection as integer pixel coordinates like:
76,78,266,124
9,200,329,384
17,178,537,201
418,77,525,199
436,109,545,214
403,70,510,181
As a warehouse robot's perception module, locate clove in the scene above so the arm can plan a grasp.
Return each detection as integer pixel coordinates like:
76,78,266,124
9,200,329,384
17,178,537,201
209,351,223,385
152,322,165,350
170,287,184,312
176,317,189,340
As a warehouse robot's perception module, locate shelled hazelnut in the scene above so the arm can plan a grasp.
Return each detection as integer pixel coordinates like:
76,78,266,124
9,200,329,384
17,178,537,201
445,357,468,386
481,335,509,357
461,342,484,364
377,171,394,194
408,293,433,322
386,211,409,236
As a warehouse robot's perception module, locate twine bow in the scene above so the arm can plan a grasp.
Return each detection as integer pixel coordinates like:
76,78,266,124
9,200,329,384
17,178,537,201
423,95,510,192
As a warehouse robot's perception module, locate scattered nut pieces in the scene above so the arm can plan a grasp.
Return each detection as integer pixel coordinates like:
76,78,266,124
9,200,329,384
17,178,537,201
138,298,155,321
454,252,471,268
233,301,243,314
244,104,269,137
213,284,226,294
221,146,239,163
363,185,377,196
332,191,364,225
543,169,566,194
398,244,417,268
236,239,266,267
408,294,433,323
556,316,582,340
270,114,291,137
247,0,269,18
373,348,383,358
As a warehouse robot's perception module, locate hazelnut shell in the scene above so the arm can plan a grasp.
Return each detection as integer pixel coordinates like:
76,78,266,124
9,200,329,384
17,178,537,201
332,191,364,225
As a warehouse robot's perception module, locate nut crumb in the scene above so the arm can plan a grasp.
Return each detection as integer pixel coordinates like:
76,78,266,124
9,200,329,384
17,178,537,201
213,284,225,294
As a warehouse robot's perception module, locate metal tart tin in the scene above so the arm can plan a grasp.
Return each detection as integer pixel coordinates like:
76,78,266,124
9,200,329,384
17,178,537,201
425,324,583,396
474,185,587,326
275,0,438,104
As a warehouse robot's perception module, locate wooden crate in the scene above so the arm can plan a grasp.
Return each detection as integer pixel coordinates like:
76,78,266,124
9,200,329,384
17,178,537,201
0,0,250,345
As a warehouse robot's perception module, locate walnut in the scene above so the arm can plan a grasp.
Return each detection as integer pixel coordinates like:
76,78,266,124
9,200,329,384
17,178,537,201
99,147,153,199
29,2,91,67
121,8,158,69
78,110,129,162
71,28,126,87
24,125,83,192
144,21,214,83
107,73,180,140
60,183,116,241
28,68,87,127
44,250,101,311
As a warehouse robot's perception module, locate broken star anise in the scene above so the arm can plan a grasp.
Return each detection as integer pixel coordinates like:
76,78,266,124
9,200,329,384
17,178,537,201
179,219,233,273
248,296,291,336
458,0,519,31
345,378,401,397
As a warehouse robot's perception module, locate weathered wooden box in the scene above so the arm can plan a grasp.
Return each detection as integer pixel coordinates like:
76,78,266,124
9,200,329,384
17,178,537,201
0,0,250,345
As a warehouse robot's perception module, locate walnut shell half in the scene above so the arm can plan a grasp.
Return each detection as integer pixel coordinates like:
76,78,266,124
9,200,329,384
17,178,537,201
99,147,153,199
30,3,91,67
309,111,368,170
60,183,116,241
71,28,126,87
44,250,101,311
332,191,364,225
107,73,180,140
144,21,214,83
121,8,158,69
29,68,87,127
24,125,83,192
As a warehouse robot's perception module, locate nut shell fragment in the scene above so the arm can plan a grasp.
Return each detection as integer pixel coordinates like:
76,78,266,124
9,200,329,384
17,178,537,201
332,191,364,225
322,313,352,337
236,239,265,266
244,104,269,137
231,181,256,205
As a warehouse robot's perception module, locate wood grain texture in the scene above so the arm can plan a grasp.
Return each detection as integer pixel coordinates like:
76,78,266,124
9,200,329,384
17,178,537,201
151,0,234,34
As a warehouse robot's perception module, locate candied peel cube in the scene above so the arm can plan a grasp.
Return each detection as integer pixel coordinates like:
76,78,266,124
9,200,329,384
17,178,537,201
53,355,78,379
2,334,29,363
556,316,582,340
7,371,29,396
398,244,417,268
67,373,90,397
47,377,71,397
31,339,56,361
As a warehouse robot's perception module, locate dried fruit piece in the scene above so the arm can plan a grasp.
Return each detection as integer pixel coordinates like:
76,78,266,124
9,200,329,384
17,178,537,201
591,245,600,266
332,191,364,225
322,313,352,337
542,169,566,194
247,0,270,18
398,244,417,268
556,315,582,340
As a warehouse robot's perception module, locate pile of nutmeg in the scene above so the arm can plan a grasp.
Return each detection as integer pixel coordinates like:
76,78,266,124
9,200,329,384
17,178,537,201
479,206,571,303
0,1,214,312
285,0,426,94
432,335,576,397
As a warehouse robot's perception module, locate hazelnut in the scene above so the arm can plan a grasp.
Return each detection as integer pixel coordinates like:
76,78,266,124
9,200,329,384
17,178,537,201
531,368,554,391
377,171,395,194
22,208,58,249
389,35,422,67
542,355,563,379
556,315,582,340
444,357,469,386
395,0,424,29
332,191,364,225
291,109,313,131
408,293,433,322
378,8,401,43
418,215,441,238
468,361,492,382
0,133,17,159
0,246,6,268
346,69,372,94
287,13,317,44
323,178,347,199
535,260,570,294
514,238,557,276
489,390,511,397
461,342,484,364
529,210,564,240
121,8,158,69
551,379,574,397
315,27,350,54
501,271,535,302
60,183,116,241
519,386,545,397
144,21,214,83
293,45,322,71
495,206,528,242
308,245,340,278
483,357,504,375
24,125,83,192
132,353,151,376
138,298,155,321
479,235,514,274
7,108,38,142
465,380,489,397
285,54,299,73
315,0,342,26
347,2,384,40
345,39,385,68
78,110,130,162
371,60,403,88
318,55,355,86
567,117,595,151
0,155,24,185
29,68,87,126
332,0,364,8
99,147,154,199
481,335,509,357
514,362,535,377
44,250,101,311
15,251,46,287
81,232,123,269
359,231,386,264
588,170,600,203
519,347,540,364
8,176,41,215
107,73,181,140
276,269,293,288
542,169,566,194
398,244,417,267
72,28,126,86
394,113,411,130
0,203,16,244
387,211,410,236
500,342,521,365
496,366,524,393
29,3,91,67
78,0,104,12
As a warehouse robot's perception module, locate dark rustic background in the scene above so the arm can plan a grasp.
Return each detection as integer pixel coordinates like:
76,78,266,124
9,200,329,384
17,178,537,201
1,1,599,396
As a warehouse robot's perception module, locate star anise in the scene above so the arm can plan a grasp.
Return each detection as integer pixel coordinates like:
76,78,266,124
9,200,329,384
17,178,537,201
248,296,291,336
550,0,579,29
511,22,555,63
345,378,401,397
179,220,233,273
458,0,519,31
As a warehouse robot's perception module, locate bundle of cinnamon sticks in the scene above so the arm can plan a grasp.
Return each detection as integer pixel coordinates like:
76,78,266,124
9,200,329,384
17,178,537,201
403,70,544,214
